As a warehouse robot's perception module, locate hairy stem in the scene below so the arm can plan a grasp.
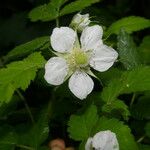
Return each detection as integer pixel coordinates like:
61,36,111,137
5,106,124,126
16,89,35,124
130,92,136,107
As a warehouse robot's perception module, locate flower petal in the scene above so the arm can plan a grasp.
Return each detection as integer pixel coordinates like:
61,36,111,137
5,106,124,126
80,25,103,51
69,71,94,99
90,44,118,72
44,57,68,85
51,27,76,53
85,137,93,150
92,130,119,150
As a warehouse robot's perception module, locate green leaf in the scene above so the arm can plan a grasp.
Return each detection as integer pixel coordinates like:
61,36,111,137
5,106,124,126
60,0,101,16
93,117,138,150
29,0,101,22
145,122,150,138
28,106,50,149
0,52,46,104
106,16,150,36
28,0,67,22
4,36,49,62
101,66,150,104
96,68,123,85
138,36,150,64
117,29,140,70
0,125,18,150
131,92,150,120
29,3,58,22
102,99,130,120
139,144,150,150
15,105,50,149
68,105,98,141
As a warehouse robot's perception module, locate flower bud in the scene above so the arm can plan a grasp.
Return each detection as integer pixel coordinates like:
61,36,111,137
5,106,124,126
70,13,90,32
85,130,119,150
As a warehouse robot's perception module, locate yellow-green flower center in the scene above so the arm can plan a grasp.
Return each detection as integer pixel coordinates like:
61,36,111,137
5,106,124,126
67,48,89,70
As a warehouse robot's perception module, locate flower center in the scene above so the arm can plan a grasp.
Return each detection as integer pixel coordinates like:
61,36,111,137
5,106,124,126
67,48,89,70
74,49,88,65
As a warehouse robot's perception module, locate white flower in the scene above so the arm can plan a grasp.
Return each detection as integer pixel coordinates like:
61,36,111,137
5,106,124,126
44,25,118,99
85,130,119,150
70,13,90,31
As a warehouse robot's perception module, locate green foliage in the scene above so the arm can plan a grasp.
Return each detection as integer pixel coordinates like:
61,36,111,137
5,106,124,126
145,122,150,138
1,0,150,149
16,106,50,149
4,36,49,62
106,16,150,36
29,3,58,22
60,0,101,16
138,36,150,64
131,92,150,120
102,99,130,120
101,66,150,104
93,117,138,150
68,105,98,141
29,0,101,22
117,29,140,70
0,126,17,150
0,52,46,104
139,144,150,150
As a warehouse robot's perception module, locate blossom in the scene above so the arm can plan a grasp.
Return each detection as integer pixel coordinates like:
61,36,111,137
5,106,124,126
85,130,119,150
70,13,90,31
44,25,118,99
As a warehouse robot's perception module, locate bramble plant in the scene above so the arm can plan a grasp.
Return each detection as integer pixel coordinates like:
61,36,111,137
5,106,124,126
0,0,150,150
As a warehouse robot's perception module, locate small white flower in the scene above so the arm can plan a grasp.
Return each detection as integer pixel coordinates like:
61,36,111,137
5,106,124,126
70,13,91,31
85,130,119,150
44,25,118,99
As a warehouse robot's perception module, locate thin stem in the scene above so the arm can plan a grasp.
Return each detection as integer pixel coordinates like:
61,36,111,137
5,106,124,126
16,144,34,150
137,135,146,143
16,89,35,124
130,93,136,107
56,17,59,27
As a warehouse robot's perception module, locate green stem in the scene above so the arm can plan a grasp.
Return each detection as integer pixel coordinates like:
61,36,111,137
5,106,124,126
130,93,136,107
16,144,34,150
137,135,146,143
56,17,59,27
16,89,35,124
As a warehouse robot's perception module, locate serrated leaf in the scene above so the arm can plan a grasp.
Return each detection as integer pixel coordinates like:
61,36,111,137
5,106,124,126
106,16,150,36
117,29,140,70
68,105,98,141
28,0,67,22
29,0,101,22
102,99,130,120
92,117,138,150
101,66,150,104
4,36,49,62
29,3,58,22
138,36,150,64
0,52,46,104
145,122,150,138
60,0,101,16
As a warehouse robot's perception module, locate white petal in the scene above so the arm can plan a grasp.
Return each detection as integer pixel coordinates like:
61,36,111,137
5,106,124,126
85,137,93,150
90,44,118,72
80,25,103,51
92,130,119,150
44,57,68,85
50,27,76,53
68,71,94,99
